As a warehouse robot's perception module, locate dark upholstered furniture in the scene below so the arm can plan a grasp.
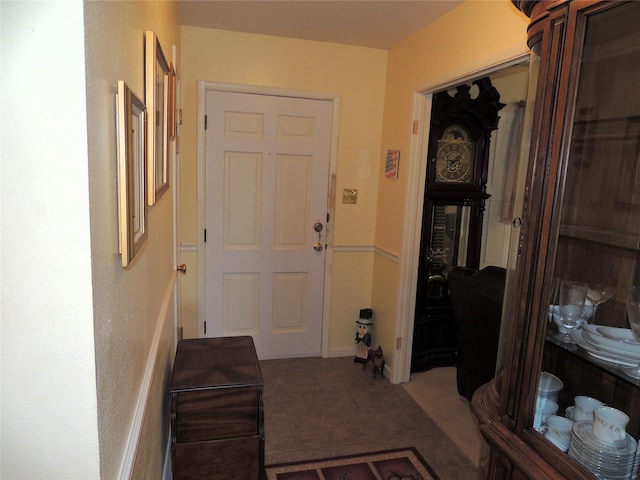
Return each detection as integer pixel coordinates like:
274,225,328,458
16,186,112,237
447,266,506,401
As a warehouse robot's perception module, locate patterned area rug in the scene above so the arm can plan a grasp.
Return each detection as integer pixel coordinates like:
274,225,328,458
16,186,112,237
265,448,440,480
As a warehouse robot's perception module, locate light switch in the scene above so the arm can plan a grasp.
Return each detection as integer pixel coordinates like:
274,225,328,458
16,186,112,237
342,189,358,204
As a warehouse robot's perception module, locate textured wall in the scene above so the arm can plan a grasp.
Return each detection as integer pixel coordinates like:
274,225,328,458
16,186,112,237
376,1,529,253
1,2,100,477
83,1,180,478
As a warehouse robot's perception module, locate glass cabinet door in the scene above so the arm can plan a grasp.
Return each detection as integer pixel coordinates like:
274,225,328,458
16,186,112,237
494,43,540,395
532,2,640,477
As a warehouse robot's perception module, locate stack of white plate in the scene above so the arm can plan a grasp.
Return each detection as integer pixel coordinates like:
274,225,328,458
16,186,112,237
568,421,639,479
570,325,640,367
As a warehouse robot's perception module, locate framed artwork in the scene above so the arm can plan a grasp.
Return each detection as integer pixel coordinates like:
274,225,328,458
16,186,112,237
385,149,400,179
116,80,147,267
145,31,170,205
168,63,176,140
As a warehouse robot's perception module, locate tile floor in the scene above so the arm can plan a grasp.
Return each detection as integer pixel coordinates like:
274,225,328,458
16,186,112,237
261,356,481,479
403,366,485,468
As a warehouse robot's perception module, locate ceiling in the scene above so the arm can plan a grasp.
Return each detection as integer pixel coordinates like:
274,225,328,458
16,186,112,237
177,1,465,49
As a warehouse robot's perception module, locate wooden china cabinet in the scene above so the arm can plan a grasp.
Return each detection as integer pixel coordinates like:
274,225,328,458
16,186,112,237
473,1,640,479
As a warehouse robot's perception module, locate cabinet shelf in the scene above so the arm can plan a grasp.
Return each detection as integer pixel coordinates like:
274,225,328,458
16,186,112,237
573,115,640,128
559,225,640,252
545,335,640,389
542,338,640,441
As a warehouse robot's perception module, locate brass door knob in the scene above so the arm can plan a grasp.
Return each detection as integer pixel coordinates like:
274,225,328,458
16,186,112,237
176,264,187,273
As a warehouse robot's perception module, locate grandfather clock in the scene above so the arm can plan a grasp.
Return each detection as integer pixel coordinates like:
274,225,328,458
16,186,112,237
411,77,504,372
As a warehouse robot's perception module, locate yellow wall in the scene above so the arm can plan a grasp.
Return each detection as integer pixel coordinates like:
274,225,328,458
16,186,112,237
376,1,529,252
329,251,375,351
372,1,530,373
179,27,388,354
84,1,181,477
178,1,530,372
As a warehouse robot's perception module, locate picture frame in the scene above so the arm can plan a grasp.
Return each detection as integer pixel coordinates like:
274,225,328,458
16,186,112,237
116,80,147,267
145,31,170,205
168,63,177,140
385,149,400,179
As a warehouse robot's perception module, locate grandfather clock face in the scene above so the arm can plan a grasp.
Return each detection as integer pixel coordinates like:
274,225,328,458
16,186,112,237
435,125,475,184
427,78,504,193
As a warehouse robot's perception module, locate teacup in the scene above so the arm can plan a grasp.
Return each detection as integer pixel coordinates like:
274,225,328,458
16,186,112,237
534,397,559,430
573,396,604,421
592,406,629,444
545,415,574,451
538,372,563,403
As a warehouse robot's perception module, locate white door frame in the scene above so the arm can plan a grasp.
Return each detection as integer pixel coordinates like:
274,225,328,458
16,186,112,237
172,46,182,346
196,81,340,358
393,48,531,384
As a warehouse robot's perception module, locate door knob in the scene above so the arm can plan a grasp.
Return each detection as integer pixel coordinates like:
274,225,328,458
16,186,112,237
176,264,187,273
312,221,324,251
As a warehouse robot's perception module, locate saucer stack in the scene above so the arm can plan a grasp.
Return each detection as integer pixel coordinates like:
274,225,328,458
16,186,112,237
568,421,639,479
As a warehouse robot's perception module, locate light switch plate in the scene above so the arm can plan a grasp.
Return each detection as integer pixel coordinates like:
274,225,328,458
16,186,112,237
342,189,358,204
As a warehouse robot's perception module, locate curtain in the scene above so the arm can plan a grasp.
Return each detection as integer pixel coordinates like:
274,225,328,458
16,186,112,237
500,100,527,223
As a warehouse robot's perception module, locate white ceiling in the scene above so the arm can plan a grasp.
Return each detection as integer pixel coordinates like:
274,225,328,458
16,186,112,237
177,1,465,49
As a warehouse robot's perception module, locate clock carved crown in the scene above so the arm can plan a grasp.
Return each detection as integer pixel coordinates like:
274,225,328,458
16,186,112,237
428,77,505,194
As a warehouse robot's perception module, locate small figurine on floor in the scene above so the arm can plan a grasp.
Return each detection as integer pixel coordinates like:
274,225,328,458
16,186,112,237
354,308,373,364
369,345,385,379
358,345,386,378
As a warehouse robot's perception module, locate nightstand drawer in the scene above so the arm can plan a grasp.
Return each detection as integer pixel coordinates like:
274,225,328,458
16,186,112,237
172,436,262,480
174,388,259,442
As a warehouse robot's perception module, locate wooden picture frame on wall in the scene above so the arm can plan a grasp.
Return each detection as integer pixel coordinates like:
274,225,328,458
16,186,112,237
168,63,177,140
116,80,147,267
145,31,170,205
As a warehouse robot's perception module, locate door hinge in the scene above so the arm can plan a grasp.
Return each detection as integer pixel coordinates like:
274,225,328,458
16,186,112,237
326,212,330,223
178,108,183,126
204,321,207,335
204,228,207,242
396,337,402,350
204,114,208,130
412,120,419,135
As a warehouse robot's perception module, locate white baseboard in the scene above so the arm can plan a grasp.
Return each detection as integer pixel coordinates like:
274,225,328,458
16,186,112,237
329,347,357,358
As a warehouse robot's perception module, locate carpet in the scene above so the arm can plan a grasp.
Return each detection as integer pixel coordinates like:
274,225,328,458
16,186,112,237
265,447,440,480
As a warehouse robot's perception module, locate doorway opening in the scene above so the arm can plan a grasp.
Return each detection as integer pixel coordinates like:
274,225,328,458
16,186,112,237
395,59,532,382
411,76,506,372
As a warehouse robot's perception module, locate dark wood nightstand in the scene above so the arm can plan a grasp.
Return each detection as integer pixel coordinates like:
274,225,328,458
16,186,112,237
170,336,264,479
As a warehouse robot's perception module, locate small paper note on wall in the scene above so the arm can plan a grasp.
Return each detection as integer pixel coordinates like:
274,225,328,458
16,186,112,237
385,149,400,179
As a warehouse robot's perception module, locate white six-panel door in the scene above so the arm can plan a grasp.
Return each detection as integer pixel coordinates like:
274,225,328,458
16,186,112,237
204,91,332,359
